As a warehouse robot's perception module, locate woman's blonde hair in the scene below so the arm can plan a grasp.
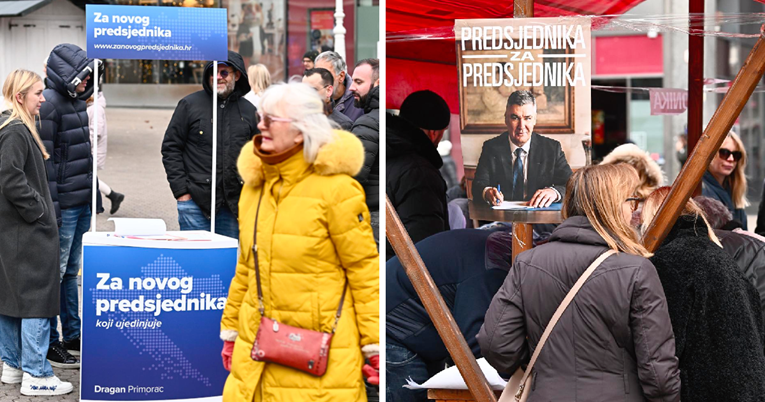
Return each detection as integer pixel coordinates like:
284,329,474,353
0,69,48,159
600,143,664,198
259,82,333,163
248,64,271,95
640,186,722,247
720,131,749,209
563,163,652,257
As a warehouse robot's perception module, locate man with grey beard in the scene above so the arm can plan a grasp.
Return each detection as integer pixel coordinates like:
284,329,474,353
162,51,259,239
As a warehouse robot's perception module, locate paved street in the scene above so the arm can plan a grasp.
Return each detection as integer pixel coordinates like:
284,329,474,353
0,107,176,401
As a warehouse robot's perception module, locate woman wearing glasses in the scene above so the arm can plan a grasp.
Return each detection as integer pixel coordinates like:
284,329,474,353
219,82,378,401
702,132,749,229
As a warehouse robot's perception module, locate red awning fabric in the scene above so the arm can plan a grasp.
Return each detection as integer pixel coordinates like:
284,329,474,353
387,0,646,111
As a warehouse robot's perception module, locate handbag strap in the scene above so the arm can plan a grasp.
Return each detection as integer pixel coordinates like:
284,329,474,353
510,249,616,399
251,190,349,334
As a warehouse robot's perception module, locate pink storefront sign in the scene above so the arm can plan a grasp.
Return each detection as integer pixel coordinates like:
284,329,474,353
650,88,688,115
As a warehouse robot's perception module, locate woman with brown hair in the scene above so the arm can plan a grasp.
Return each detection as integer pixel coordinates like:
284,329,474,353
0,69,72,396
641,187,765,402
478,163,680,402
702,131,749,229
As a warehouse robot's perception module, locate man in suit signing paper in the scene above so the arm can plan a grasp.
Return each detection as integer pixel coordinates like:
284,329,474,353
472,90,573,208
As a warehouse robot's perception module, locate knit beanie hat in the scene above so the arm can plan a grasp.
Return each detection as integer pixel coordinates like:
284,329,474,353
399,90,451,130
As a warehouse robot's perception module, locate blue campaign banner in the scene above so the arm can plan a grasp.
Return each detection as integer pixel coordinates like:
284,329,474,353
81,244,237,401
86,4,227,61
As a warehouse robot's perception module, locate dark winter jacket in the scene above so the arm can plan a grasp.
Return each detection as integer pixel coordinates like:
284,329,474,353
651,215,765,402
702,171,747,230
351,85,379,210
387,229,511,362
715,229,765,326
38,43,95,211
386,113,448,260
329,108,353,131
0,114,60,318
478,216,681,402
161,51,259,218
333,74,364,123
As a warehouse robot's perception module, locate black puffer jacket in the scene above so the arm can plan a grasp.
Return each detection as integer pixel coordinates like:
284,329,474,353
351,85,379,210
386,113,448,260
652,216,765,402
161,51,259,218
715,229,765,326
479,216,681,402
38,43,95,211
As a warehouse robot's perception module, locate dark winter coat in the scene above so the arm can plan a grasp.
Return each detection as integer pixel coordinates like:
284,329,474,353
472,132,572,202
329,108,353,131
351,85,379,210
702,171,747,230
161,51,259,218
0,114,60,318
387,229,511,362
333,74,364,123
38,43,94,211
715,229,765,326
478,216,681,402
651,215,765,402
386,113,448,260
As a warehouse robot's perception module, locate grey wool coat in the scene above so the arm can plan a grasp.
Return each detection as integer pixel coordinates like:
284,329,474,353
0,113,60,318
478,216,681,402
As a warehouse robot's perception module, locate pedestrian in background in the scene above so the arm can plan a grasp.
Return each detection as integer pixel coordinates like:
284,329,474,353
702,131,749,229
219,83,378,401
243,63,270,109
0,69,73,396
302,67,353,130
87,80,124,215
314,51,364,122
479,164,681,402
642,187,765,402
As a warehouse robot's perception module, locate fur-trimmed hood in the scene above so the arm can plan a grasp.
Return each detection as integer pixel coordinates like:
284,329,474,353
237,129,365,187
601,143,664,197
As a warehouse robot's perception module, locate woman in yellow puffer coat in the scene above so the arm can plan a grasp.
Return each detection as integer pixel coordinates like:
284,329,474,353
220,82,379,401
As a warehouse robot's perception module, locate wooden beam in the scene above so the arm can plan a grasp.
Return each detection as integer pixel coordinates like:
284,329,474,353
514,0,534,18
687,0,704,196
642,27,765,252
385,197,498,402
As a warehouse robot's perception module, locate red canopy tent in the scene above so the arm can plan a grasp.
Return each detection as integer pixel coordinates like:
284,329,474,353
386,0,646,112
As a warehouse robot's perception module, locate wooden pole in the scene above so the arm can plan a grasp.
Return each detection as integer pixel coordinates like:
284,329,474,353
514,0,533,18
642,26,765,252
386,197,498,402
687,0,704,196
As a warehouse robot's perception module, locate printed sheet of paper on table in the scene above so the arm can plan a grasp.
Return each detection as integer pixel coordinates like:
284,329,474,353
403,357,507,390
491,202,563,211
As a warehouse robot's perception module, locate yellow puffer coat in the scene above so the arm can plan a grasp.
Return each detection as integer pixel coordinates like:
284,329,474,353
220,130,379,402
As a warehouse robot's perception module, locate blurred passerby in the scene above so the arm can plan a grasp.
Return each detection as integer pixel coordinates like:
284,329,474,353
315,51,364,122
386,90,451,260
702,131,749,229
479,164,681,402
349,58,380,243
387,229,512,402
0,69,73,396
219,83,378,401
243,63,270,109
87,84,124,215
302,49,319,71
161,51,259,240
600,143,664,226
302,67,352,130
39,43,99,368
642,187,765,402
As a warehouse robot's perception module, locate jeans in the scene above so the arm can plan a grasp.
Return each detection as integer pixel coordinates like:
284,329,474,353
0,314,54,377
177,199,239,240
50,205,90,345
386,339,430,402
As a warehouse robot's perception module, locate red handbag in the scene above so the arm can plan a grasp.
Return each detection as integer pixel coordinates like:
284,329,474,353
248,191,347,376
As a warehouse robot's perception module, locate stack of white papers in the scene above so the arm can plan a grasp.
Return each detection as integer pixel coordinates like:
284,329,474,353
403,358,507,391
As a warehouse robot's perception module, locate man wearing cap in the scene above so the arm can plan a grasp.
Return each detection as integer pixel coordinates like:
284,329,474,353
472,90,572,208
302,50,319,72
386,90,451,260
162,51,259,240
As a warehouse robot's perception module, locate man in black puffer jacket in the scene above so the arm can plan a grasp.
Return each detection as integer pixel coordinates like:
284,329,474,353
350,58,379,242
38,43,99,368
386,90,451,260
162,51,259,240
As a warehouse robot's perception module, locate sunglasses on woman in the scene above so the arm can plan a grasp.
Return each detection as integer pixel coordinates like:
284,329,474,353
718,148,743,162
257,112,294,129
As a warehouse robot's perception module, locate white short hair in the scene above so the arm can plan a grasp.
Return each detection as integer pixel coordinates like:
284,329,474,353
259,83,334,163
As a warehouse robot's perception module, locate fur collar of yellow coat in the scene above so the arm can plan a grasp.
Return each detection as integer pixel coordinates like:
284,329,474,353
237,129,365,187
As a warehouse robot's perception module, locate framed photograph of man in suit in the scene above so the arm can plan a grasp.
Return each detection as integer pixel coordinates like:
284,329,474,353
454,17,592,207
